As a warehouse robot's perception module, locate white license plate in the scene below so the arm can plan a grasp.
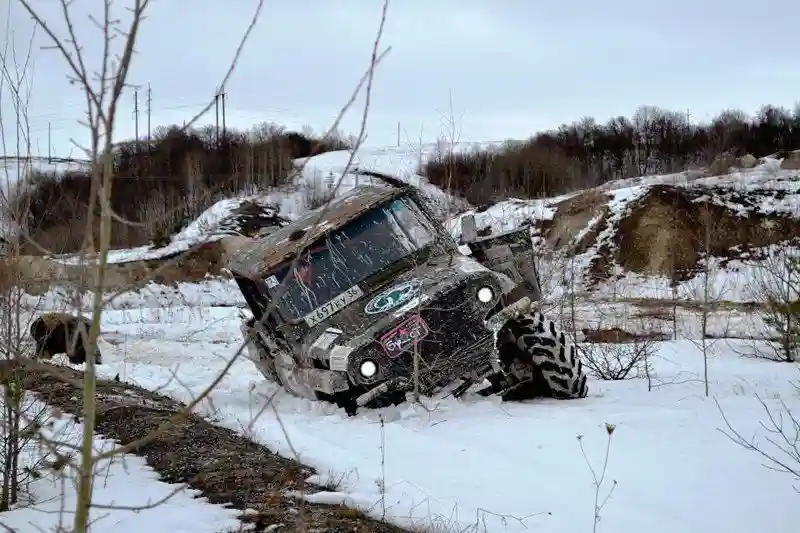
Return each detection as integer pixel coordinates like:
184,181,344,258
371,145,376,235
303,285,365,327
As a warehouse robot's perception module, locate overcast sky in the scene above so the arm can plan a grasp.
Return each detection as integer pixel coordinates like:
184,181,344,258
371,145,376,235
3,0,800,159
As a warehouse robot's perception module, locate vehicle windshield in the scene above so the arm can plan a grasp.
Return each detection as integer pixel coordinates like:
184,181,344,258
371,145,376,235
266,195,437,321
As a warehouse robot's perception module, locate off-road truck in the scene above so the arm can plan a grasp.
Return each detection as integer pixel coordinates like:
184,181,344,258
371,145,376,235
227,176,588,414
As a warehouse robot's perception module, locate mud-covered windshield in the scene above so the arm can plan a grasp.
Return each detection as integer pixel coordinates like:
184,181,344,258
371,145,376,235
266,195,437,321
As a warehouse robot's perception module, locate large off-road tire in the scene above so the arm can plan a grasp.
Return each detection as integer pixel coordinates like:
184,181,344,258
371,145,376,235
495,312,588,400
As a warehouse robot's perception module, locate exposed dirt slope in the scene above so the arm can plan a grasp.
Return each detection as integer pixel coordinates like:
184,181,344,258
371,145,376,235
0,240,230,295
612,184,799,280
536,183,800,283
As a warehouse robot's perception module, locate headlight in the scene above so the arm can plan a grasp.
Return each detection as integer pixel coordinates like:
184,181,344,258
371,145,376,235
476,286,494,303
359,359,378,378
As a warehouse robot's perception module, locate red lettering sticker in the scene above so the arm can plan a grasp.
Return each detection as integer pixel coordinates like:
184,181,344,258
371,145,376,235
379,314,430,358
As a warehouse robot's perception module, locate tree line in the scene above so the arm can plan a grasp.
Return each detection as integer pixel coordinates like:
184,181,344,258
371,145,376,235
421,104,800,204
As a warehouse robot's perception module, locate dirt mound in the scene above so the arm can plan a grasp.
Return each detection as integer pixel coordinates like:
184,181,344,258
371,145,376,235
0,240,229,295
610,185,799,281
532,183,799,284
13,362,408,533
780,150,800,170
581,326,670,343
704,152,758,176
536,190,611,252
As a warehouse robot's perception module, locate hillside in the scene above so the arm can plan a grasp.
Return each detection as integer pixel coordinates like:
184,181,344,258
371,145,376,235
5,146,795,305
447,155,796,299
41,143,466,266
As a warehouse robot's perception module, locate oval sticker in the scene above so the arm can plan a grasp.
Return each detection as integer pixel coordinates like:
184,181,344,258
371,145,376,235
364,279,422,315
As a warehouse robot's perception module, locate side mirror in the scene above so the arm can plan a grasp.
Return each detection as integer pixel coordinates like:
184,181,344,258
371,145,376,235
461,214,478,244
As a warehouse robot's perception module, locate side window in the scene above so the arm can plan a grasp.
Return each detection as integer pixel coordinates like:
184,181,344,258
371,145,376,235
389,197,435,248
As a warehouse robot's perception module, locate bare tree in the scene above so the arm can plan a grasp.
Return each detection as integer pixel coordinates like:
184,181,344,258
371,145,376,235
0,4,56,511
679,205,733,396
747,245,799,363
0,236,54,512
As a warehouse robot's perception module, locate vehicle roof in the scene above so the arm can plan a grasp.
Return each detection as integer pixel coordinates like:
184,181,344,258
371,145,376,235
227,182,408,279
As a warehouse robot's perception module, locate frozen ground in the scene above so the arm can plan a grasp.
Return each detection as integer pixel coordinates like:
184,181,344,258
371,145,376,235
22,282,800,533
0,397,241,533
8,144,800,532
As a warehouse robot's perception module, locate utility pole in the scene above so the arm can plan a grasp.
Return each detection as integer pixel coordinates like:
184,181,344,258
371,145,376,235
214,91,220,146
221,91,227,140
146,83,152,141
47,122,51,163
134,88,139,145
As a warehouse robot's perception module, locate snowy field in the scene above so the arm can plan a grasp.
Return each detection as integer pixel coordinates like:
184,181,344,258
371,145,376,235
18,281,800,533
0,397,241,533
6,145,800,531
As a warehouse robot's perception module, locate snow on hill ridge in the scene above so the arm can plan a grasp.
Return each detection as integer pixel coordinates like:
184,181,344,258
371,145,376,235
51,145,461,265
447,155,799,241
446,156,799,302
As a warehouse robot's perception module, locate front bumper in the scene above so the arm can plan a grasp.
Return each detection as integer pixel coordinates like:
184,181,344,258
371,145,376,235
485,296,533,331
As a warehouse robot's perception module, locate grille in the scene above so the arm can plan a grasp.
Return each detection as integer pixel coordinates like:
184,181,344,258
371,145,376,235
377,283,495,394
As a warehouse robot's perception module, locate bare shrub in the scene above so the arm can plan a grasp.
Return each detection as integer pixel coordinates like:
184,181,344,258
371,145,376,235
717,382,800,488
580,336,657,382
0,244,53,510
0,12,55,510
578,303,659,382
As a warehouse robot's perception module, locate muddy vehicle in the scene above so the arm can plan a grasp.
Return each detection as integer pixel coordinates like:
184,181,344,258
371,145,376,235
227,177,588,414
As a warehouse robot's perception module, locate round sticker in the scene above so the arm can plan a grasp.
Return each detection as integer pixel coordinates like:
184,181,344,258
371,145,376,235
364,279,422,315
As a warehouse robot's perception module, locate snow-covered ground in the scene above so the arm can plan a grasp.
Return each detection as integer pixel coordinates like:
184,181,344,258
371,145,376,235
19,281,800,533
7,145,800,532
0,396,241,533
